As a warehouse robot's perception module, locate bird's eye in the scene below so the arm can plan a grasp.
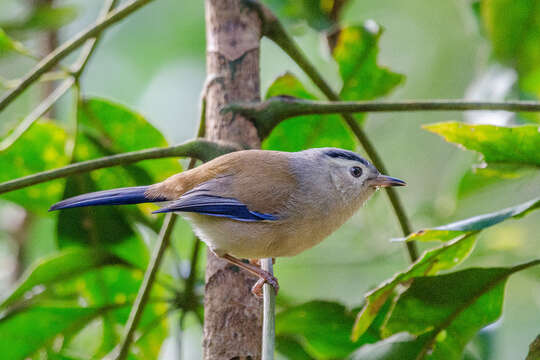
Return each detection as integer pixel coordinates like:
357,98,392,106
350,166,363,178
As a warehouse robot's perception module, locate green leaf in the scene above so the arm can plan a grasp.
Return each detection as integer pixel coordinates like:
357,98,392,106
57,174,149,269
456,165,535,199
77,98,181,189
0,305,118,360
276,301,361,358
352,233,478,341
276,336,315,360
261,0,345,31
0,120,69,212
424,122,540,169
381,261,540,359
350,333,430,360
56,265,170,359
479,0,540,96
47,353,86,360
333,24,405,102
3,5,77,32
354,261,540,360
383,268,508,337
0,28,30,57
404,196,540,243
263,73,355,151
55,98,182,267
0,248,122,310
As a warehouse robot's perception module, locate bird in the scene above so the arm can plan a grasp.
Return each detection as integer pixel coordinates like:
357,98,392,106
50,148,406,296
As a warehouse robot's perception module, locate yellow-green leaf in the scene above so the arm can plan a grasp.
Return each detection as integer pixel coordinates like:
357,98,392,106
403,197,540,243
352,234,478,341
424,122,540,168
0,121,69,212
334,24,404,102
380,261,539,360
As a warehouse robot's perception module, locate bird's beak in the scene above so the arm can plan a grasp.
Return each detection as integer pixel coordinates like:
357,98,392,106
369,174,407,187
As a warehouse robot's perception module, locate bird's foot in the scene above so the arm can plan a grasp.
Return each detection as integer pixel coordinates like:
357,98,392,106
249,258,276,267
251,272,279,298
220,254,279,298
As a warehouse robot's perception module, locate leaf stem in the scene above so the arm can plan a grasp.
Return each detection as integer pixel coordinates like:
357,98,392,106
0,0,156,113
254,2,419,261
0,139,239,195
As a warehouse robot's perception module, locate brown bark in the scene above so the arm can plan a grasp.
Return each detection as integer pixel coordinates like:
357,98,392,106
203,1,263,359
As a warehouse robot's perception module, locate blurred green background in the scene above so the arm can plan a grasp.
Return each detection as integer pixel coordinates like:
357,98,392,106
0,0,539,359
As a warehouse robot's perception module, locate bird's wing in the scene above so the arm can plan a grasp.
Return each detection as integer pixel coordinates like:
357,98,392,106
153,180,279,222
147,150,297,220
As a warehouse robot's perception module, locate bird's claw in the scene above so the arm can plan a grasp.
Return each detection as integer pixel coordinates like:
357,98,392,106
251,274,279,298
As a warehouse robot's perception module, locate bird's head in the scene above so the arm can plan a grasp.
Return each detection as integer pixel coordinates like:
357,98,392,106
293,148,406,204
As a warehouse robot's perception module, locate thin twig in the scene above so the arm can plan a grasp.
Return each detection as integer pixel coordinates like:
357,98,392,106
71,0,120,78
0,0,120,149
255,2,419,261
113,87,210,359
0,0,157,113
183,237,201,308
0,78,74,151
225,97,540,138
0,139,239,195
261,258,275,360
110,213,178,360
134,306,180,344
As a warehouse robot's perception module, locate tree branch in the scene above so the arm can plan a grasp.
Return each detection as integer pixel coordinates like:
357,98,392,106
71,0,120,78
0,0,121,150
261,258,276,360
252,1,419,261
0,78,74,151
0,139,240,195
225,97,540,139
0,0,157,113
110,213,177,360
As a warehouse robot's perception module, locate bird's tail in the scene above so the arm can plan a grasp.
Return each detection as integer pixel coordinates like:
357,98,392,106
49,186,167,211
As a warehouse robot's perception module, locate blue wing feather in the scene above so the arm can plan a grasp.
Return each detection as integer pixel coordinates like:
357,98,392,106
49,186,167,211
153,193,278,222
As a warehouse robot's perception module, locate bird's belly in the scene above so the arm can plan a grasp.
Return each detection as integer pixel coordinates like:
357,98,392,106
181,212,341,259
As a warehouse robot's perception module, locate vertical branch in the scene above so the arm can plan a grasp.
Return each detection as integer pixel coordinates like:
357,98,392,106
111,213,178,360
203,0,264,359
261,258,275,360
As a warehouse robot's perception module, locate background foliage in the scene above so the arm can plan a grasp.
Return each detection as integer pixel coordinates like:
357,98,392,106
0,0,539,359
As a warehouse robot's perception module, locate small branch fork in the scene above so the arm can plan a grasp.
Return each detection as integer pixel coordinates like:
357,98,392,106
0,0,157,113
0,0,120,151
